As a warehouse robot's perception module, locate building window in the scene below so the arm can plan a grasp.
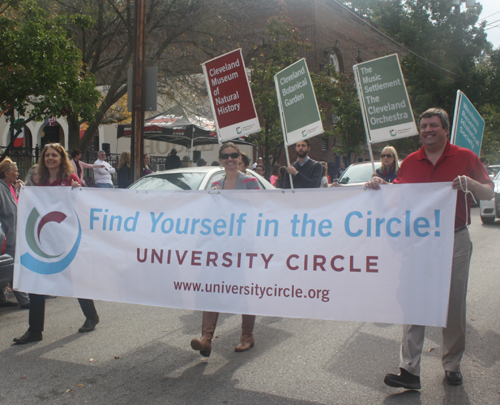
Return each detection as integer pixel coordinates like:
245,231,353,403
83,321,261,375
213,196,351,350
321,137,328,151
326,47,344,74
330,53,340,73
325,46,344,83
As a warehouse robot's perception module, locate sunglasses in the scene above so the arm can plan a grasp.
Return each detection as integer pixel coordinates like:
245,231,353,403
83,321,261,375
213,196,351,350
381,154,394,158
220,153,240,160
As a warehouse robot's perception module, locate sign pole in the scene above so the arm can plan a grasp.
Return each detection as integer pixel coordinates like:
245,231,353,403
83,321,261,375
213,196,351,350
274,75,294,189
450,90,462,145
353,65,376,172
202,63,223,146
131,0,146,182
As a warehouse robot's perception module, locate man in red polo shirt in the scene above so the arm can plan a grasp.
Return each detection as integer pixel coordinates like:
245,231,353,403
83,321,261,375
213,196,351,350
366,108,494,389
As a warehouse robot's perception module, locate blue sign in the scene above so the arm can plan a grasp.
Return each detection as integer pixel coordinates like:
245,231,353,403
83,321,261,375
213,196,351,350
451,91,484,156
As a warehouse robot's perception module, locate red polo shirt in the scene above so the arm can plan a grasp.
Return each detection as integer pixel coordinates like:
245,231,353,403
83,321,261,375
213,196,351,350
394,141,493,228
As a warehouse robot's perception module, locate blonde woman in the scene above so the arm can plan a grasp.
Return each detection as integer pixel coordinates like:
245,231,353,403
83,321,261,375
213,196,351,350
374,146,400,183
25,164,39,186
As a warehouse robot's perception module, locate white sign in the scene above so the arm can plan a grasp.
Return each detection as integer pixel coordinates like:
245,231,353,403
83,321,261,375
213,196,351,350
14,184,457,327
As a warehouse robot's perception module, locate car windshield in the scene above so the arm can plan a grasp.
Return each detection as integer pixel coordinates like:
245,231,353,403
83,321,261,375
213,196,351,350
339,164,378,185
129,172,206,191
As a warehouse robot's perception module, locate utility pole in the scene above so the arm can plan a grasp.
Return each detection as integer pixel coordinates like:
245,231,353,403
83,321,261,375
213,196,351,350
131,0,146,181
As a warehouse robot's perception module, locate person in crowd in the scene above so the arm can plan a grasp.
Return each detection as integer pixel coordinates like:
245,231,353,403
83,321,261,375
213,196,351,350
320,161,330,187
254,164,269,181
25,164,39,186
142,154,153,176
275,166,287,188
365,108,494,389
373,146,399,183
13,144,100,344
93,150,115,188
239,152,250,174
190,142,260,358
252,156,263,170
181,155,192,167
283,139,323,188
269,165,279,186
166,149,181,169
337,162,346,178
117,151,132,189
70,149,104,186
0,158,30,309
211,161,220,167
197,158,207,167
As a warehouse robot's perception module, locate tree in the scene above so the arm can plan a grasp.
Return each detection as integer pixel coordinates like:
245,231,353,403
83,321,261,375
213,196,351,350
345,0,490,113
248,16,371,167
46,0,235,151
342,0,495,157
248,16,312,168
480,104,500,163
0,1,100,157
312,69,365,163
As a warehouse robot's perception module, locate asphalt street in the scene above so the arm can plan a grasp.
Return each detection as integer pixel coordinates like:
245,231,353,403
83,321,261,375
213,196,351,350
0,207,499,405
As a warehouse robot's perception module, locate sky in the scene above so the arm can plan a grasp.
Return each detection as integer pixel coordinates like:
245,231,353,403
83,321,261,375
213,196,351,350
479,0,500,48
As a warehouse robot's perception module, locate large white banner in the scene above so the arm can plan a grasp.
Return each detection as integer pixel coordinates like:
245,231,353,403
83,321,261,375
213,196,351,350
14,184,457,327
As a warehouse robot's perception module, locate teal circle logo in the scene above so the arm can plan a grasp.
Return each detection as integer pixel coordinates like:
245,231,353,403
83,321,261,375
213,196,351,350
21,208,81,275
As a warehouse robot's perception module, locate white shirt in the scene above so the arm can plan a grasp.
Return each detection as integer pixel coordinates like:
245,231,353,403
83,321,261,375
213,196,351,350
93,159,115,185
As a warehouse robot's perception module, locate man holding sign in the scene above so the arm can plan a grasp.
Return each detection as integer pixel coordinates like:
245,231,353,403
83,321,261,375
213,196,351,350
275,59,324,189
283,139,323,189
366,108,493,389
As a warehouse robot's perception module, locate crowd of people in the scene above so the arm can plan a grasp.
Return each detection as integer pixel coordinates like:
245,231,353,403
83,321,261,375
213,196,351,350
0,107,494,391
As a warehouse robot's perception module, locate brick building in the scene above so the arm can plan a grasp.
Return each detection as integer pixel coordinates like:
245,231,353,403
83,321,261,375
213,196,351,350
232,0,408,173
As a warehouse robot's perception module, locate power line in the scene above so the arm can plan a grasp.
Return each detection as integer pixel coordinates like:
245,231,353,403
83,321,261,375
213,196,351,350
485,24,500,31
479,10,500,22
485,18,500,27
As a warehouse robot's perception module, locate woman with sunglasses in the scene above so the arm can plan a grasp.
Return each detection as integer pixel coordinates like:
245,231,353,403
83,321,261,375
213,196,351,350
374,146,400,183
13,144,100,345
190,142,260,357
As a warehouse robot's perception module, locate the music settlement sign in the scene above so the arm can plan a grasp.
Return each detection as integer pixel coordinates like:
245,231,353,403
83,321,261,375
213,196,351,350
203,49,260,142
353,54,417,143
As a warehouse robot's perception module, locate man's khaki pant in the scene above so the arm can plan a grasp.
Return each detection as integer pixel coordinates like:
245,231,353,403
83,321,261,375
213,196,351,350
399,228,472,376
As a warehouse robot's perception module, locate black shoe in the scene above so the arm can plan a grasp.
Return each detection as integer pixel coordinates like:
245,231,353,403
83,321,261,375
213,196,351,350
384,368,421,390
19,303,30,309
13,330,43,345
0,300,18,308
78,316,99,333
445,371,463,386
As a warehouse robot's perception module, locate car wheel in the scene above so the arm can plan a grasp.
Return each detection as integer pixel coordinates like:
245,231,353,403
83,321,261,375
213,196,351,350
480,216,495,224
